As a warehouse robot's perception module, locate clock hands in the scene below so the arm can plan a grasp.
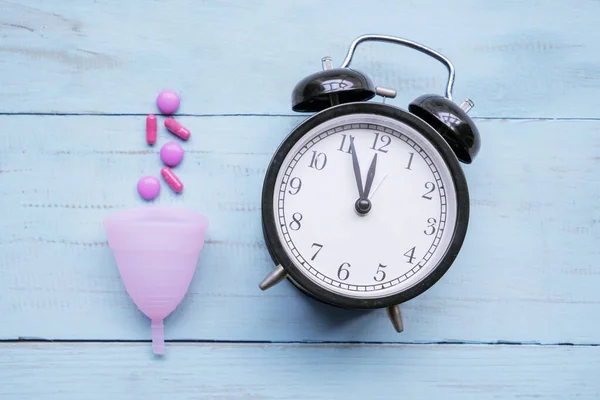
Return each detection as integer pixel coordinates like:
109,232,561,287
349,139,364,199
369,174,387,200
363,153,378,199
350,140,378,216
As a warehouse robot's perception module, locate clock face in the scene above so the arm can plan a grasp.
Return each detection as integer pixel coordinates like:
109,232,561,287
268,109,464,303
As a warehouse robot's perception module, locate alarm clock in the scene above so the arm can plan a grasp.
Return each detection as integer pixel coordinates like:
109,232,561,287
258,34,481,332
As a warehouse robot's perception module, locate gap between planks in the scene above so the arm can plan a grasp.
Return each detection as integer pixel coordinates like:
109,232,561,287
3,339,599,347
1,112,600,122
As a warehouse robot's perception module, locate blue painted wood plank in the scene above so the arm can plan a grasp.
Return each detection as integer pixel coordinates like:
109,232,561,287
1,0,599,118
1,343,599,399
1,115,598,343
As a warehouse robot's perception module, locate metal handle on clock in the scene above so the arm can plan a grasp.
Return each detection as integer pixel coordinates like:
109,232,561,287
340,34,456,101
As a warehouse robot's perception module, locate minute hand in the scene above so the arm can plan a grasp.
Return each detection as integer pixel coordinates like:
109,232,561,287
362,153,378,199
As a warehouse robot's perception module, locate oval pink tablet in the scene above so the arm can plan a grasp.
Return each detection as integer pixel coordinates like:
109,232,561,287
156,90,180,115
161,167,183,193
137,176,161,200
146,114,157,145
164,117,191,140
160,141,184,167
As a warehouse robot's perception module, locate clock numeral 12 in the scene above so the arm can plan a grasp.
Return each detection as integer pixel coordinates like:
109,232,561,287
337,262,350,281
338,134,355,154
373,263,387,282
308,151,327,170
371,132,391,153
404,246,416,264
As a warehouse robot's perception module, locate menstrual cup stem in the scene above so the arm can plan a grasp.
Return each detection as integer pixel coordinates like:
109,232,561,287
151,319,165,354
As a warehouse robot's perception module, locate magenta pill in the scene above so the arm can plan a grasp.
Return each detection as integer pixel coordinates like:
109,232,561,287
164,117,191,140
156,90,180,115
137,176,161,200
161,167,183,193
146,114,157,145
160,141,184,167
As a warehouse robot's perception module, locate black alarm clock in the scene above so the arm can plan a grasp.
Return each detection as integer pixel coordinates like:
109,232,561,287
258,34,480,332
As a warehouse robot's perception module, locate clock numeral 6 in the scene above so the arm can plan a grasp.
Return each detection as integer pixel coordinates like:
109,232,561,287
373,263,387,282
422,181,435,200
308,151,327,170
288,177,302,195
404,246,416,264
337,262,350,281
371,132,391,153
424,217,437,236
289,212,303,231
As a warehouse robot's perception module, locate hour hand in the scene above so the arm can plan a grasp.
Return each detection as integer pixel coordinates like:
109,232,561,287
350,139,364,199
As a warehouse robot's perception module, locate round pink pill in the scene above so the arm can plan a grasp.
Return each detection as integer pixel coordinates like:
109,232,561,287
137,176,161,200
156,90,180,115
160,141,184,167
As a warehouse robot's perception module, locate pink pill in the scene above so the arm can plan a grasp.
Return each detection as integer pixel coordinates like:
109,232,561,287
164,117,191,140
161,167,183,193
160,141,184,167
146,114,157,145
137,176,160,200
156,90,180,115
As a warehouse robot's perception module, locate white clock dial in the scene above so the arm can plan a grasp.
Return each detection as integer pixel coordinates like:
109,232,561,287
273,113,458,299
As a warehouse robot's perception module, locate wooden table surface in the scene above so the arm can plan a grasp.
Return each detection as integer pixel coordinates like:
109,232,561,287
1,1,599,399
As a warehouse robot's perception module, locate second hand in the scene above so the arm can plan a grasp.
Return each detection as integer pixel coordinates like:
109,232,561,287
369,174,388,200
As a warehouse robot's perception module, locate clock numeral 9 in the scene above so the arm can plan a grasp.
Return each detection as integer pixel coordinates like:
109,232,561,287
337,262,350,281
371,132,391,153
424,217,437,236
338,134,355,154
288,177,302,195
422,181,435,200
373,263,387,282
289,212,303,231
404,246,416,264
308,151,327,170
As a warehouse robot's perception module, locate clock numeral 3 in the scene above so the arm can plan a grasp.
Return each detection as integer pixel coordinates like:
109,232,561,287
310,243,323,260
404,246,416,264
337,262,350,281
424,217,437,236
338,134,355,154
422,181,435,200
308,151,327,170
289,212,303,231
288,177,302,195
373,263,387,282
370,132,391,153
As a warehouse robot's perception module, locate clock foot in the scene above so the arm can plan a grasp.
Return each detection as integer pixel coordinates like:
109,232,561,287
259,264,288,291
386,305,404,333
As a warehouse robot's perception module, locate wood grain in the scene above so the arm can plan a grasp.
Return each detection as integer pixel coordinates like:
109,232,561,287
1,0,599,118
2,342,598,399
1,115,599,343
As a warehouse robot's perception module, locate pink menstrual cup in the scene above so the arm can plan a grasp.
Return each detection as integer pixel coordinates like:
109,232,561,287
103,207,209,354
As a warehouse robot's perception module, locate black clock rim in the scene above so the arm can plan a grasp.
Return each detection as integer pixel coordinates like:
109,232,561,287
261,101,470,309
